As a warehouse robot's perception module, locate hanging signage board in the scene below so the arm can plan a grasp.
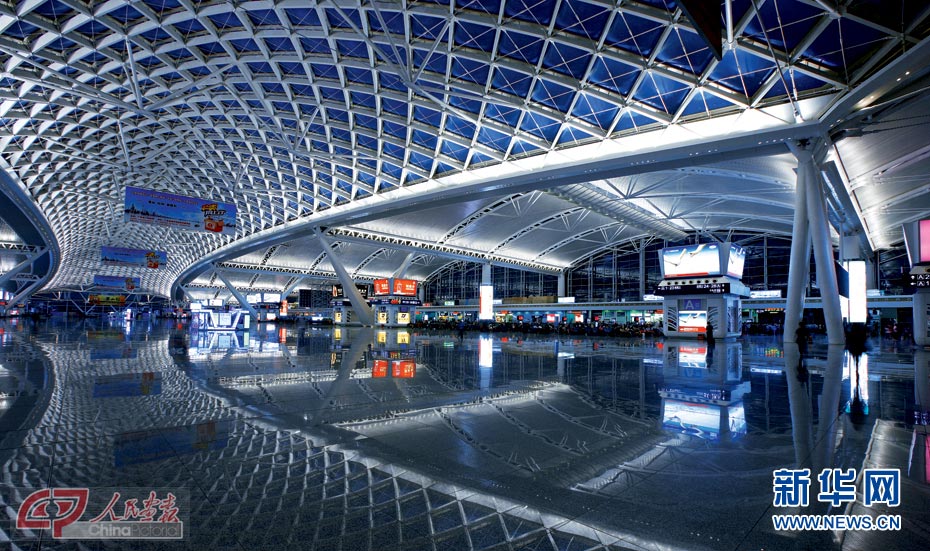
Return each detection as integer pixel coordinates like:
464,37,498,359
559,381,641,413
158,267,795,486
124,186,237,235
392,279,418,296
88,294,127,306
93,275,140,291
373,279,390,295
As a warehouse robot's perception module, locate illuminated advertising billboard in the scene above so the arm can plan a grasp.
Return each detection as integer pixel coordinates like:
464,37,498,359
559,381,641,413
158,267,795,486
679,311,707,333
726,244,746,278
124,186,237,235
392,279,417,296
479,285,494,320
661,243,721,278
101,246,167,269
372,360,388,378
93,275,140,291
662,399,722,440
373,279,390,295
847,260,867,324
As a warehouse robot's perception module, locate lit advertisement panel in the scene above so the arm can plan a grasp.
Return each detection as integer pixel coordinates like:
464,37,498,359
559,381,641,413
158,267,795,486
661,243,721,278
479,285,494,320
679,310,707,333
88,294,126,306
373,279,390,295
124,186,237,235
921,219,930,263
726,244,746,278
393,279,417,296
101,246,168,269
662,399,721,440
391,360,416,378
847,260,867,323
372,360,388,378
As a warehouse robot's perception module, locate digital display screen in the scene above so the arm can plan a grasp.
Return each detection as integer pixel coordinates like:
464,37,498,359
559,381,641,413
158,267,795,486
679,310,707,333
727,244,746,278
373,279,390,295
372,360,388,378
661,244,721,278
662,399,722,440
393,279,418,296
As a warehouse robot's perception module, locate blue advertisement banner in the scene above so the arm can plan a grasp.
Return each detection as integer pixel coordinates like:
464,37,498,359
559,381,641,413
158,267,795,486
93,275,140,291
101,246,168,269
123,186,237,235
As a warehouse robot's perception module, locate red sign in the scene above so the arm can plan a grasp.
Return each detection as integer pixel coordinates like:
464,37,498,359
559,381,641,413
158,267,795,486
372,360,388,378
391,360,415,378
392,279,417,296
373,279,390,295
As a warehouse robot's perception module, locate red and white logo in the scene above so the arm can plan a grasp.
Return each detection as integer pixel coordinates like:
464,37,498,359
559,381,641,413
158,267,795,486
17,488,89,538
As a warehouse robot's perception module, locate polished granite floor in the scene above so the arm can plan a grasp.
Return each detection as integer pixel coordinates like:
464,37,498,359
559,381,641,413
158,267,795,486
0,318,928,550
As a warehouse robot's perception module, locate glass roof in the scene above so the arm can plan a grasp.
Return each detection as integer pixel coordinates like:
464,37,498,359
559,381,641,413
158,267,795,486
0,0,926,296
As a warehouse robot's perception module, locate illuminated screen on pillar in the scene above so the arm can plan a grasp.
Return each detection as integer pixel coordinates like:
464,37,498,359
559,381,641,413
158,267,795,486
479,285,494,320
373,279,390,295
678,299,706,333
392,279,417,296
661,244,721,278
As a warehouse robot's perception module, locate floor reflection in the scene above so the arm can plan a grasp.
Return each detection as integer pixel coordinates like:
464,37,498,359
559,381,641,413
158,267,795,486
0,318,927,550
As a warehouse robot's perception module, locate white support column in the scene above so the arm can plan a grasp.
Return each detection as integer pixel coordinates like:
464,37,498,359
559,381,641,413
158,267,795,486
315,230,375,326
639,241,646,299
5,277,43,311
557,270,566,298
213,268,259,319
481,263,491,285
281,277,306,301
784,148,812,342
804,153,845,344
392,253,416,279
0,249,42,289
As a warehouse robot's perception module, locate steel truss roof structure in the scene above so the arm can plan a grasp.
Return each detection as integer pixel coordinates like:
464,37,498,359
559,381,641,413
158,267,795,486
0,0,929,297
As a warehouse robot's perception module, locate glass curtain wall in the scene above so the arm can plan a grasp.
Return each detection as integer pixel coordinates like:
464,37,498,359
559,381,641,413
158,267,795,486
421,262,558,304
421,235,911,304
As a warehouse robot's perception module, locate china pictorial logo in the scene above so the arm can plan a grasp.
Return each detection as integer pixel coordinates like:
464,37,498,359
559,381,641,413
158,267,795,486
771,468,902,531
16,488,184,540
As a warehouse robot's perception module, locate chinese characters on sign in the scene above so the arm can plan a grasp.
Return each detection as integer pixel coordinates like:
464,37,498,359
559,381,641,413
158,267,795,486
772,468,900,508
